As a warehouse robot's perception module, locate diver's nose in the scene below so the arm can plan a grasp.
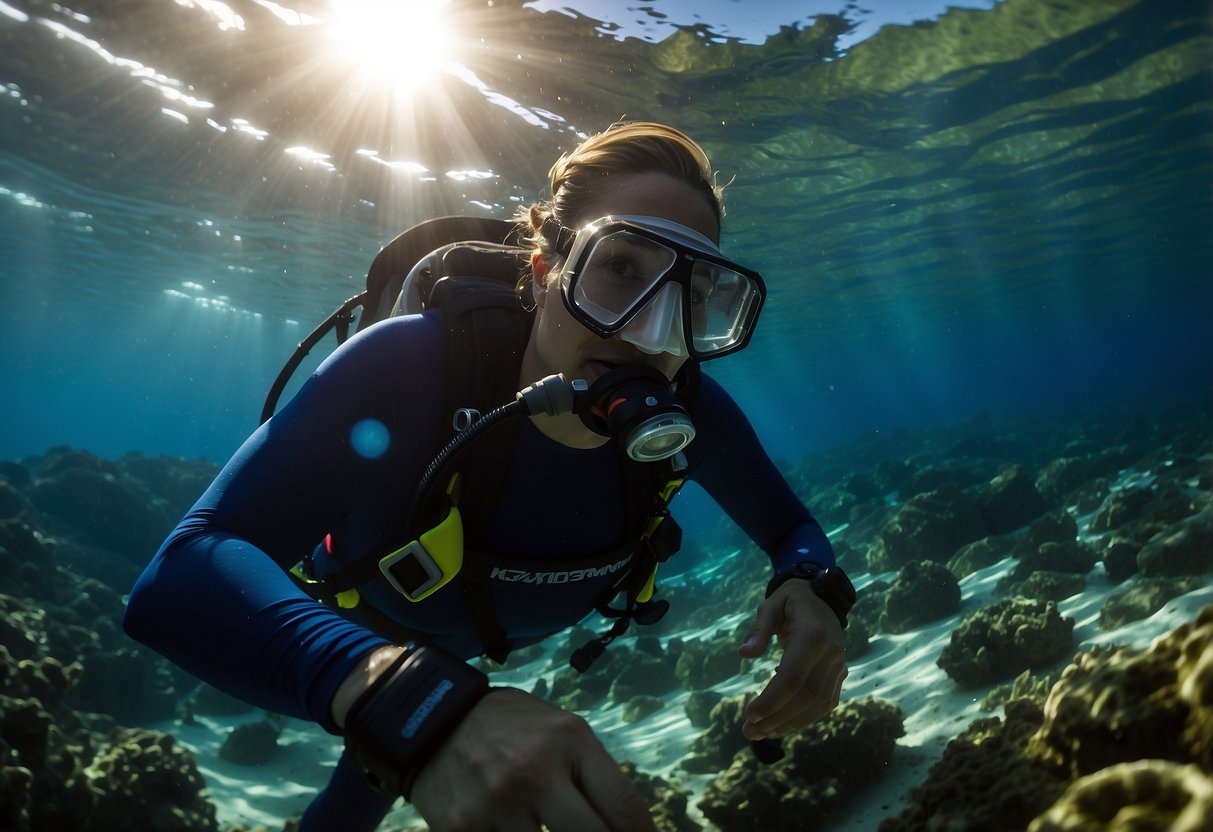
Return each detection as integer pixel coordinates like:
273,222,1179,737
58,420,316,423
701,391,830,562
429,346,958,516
620,284,687,356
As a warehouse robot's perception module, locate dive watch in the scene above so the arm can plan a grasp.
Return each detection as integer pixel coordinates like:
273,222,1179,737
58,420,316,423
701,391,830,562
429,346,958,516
765,562,856,628
343,644,490,799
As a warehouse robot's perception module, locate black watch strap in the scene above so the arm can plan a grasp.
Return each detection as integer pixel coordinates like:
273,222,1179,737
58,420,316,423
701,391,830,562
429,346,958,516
343,645,490,799
765,561,856,628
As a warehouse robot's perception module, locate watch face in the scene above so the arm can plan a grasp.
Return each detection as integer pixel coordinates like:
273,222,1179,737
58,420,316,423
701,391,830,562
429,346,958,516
796,563,822,580
819,566,856,608
831,568,857,604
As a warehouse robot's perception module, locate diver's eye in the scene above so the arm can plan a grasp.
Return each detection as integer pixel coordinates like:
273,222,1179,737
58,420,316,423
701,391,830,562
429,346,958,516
602,255,643,283
584,231,676,288
690,273,715,306
690,283,713,306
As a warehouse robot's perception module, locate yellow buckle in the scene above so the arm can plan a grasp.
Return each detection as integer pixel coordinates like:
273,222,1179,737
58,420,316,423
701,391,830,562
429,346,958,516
379,505,464,602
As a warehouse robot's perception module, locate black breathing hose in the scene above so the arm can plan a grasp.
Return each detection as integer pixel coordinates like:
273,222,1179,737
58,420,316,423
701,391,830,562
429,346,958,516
403,374,578,535
405,398,529,530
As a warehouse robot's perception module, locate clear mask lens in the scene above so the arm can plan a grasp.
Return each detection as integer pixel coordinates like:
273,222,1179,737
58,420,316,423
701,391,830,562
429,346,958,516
572,231,677,326
688,262,763,355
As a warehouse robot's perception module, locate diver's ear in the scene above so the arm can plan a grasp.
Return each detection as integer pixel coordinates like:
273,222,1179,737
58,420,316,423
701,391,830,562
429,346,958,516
530,252,550,309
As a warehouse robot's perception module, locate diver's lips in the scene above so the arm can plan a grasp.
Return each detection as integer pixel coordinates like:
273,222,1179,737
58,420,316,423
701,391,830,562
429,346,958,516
587,359,620,379
584,357,674,390
586,358,647,381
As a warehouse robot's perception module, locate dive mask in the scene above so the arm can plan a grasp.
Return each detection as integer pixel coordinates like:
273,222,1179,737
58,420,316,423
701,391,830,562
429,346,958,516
546,215,766,361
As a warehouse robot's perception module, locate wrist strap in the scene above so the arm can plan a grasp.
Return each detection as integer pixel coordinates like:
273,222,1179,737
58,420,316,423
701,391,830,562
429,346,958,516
766,562,852,629
343,644,490,799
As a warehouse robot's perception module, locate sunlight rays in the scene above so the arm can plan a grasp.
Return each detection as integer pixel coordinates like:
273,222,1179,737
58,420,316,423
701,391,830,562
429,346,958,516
326,0,456,94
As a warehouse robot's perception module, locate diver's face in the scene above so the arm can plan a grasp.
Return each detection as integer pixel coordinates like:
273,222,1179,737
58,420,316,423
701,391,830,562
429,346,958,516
527,172,721,389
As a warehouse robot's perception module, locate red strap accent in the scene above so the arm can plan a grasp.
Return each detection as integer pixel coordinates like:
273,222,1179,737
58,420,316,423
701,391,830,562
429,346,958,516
324,533,334,556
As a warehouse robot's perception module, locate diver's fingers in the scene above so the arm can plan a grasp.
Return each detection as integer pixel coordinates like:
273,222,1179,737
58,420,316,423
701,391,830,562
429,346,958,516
533,778,612,832
754,661,847,738
410,690,623,831
572,730,658,832
744,589,832,722
745,585,846,739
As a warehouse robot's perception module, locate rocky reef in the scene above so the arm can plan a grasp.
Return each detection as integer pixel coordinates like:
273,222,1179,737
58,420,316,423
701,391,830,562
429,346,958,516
880,604,1213,831
0,450,218,832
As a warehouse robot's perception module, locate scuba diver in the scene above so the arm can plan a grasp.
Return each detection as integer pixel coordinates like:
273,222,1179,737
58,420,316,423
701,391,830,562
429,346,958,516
125,121,854,831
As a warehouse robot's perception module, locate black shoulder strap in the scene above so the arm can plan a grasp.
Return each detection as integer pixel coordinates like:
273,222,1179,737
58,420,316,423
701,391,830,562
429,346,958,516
408,246,534,534
422,262,533,664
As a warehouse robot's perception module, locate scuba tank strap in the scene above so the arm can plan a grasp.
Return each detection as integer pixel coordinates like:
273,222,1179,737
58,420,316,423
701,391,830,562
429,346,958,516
458,547,514,665
421,286,532,666
261,293,367,425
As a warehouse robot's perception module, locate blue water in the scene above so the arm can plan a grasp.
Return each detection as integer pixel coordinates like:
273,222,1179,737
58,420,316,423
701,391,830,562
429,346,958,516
1,0,1210,475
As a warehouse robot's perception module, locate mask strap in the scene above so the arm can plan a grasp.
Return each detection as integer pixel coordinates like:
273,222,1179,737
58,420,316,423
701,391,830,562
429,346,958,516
539,217,576,257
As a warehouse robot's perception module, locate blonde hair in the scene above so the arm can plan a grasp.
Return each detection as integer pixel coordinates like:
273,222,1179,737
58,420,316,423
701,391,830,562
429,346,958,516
516,121,723,275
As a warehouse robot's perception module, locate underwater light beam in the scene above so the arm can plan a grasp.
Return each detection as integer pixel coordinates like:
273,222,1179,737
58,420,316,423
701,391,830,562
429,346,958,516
326,0,457,95
0,1,29,22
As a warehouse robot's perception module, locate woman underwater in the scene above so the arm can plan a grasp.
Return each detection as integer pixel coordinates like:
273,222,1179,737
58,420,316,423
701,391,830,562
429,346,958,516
126,121,853,832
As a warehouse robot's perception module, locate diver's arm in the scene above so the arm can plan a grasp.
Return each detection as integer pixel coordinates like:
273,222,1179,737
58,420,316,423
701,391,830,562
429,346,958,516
125,526,390,728
124,317,445,729
690,374,835,570
690,374,847,736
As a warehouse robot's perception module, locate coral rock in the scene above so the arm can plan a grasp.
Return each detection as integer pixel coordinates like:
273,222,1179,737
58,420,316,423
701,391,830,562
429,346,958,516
878,699,1066,832
947,536,1011,580
879,560,961,634
621,695,665,724
1028,605,1213,775
0,763,33,832
1099,576,1204,630
219,720,281,766
700,698,903,832
979,464,1050,535
682,694,751,774
937,598,1074,689
1015,510,1078,558
1027,760,1213,832
86,728,217,831
868,483,988,573
1102,535,1142,584
1004,570,1087,603
1089,487,1157,533
1011,539,1098,582
673,637,740,692
620,762,701,832
1137,510,1213,579
608,650,679,704
684,690,723,729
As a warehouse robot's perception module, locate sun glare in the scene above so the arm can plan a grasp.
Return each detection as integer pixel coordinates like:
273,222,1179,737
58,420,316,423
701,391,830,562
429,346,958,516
327,0,455,91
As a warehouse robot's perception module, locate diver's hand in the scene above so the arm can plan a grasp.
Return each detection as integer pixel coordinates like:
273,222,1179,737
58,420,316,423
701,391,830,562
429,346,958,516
737,579,847,739
410,687,658,832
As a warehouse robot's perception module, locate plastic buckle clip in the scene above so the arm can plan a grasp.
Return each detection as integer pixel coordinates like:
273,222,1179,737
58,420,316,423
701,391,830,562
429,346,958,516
379,541,444,602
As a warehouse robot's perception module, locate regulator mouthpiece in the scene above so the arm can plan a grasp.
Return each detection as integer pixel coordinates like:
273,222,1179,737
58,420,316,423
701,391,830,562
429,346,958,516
578,365,696,462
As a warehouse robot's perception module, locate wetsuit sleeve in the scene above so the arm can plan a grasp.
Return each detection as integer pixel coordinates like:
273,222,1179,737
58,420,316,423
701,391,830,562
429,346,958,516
689,374,835,573
124,315,446,732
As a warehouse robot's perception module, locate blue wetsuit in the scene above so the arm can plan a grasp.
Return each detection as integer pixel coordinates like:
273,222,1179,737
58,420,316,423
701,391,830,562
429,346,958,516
124,311,832,830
